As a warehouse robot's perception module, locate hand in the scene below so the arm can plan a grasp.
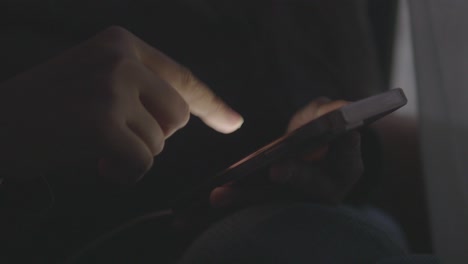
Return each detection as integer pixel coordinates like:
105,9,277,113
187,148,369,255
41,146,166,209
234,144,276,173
210,98,363,207
0,26,243,185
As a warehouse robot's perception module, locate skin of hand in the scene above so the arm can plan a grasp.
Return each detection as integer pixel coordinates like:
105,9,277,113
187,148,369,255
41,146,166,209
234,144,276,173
0,26,243,185
210,98,364,207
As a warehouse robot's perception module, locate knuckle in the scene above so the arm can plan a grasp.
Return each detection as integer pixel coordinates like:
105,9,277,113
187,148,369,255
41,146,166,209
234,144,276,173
107,50,128,67
160,99,190,135
109,56,137,75
174,100,191,128
99,58,139,99
102,26,134,43
86,47,133,81
151,138,165,156
143,124,166,156
95,80,123,112
92,26,136,65
178,66,198,90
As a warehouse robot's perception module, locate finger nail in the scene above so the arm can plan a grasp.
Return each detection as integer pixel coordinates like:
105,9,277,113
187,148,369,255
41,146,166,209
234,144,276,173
213,108,244,134
225,108,244,129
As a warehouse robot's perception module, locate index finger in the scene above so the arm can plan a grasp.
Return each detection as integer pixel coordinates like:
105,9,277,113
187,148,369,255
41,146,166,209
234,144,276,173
133,35,244,134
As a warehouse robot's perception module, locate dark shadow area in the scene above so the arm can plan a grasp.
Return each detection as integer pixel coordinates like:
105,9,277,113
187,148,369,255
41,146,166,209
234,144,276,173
0,1,433,262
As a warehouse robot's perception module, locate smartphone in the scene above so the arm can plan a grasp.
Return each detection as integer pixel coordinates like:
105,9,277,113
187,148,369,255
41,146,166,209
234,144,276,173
173,88,407,210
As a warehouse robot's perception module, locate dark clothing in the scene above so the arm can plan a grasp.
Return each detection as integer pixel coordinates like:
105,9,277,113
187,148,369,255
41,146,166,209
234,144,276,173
71,204,439,264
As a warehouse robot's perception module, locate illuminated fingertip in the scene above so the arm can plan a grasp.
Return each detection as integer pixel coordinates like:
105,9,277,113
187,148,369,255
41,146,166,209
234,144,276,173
203,114,244,134
224,109,244,127
225,115,244,133
218,120,244,134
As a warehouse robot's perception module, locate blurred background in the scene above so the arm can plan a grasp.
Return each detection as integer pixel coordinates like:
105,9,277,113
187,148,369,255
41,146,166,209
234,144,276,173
1,0,467,263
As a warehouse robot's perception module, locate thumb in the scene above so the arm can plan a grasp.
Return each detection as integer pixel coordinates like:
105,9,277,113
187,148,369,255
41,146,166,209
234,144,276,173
288,98,349,132
286,98,350,161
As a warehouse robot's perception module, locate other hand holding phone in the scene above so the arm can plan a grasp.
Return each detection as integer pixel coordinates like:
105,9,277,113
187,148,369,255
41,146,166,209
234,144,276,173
173,88,406,211
210,98,363,207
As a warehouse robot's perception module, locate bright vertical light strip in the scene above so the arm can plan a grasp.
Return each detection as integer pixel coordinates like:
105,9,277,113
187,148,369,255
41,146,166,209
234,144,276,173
390,0,418,118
